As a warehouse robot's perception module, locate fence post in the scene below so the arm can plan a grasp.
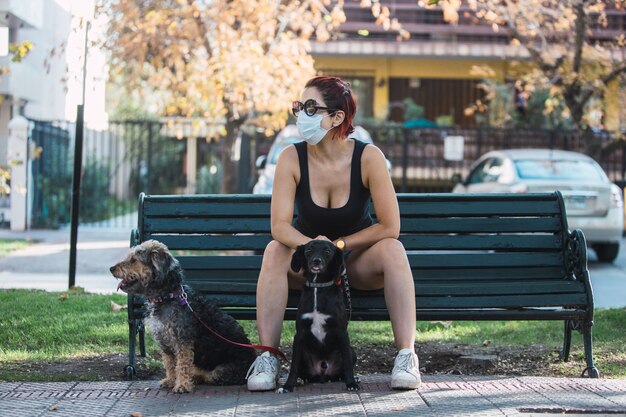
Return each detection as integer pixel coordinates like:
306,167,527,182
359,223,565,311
7,116,29,231
401,128,409,193
186,136,197,193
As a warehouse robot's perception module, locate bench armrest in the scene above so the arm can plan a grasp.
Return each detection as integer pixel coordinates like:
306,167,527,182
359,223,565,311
130,228,140,248
566,228,594,315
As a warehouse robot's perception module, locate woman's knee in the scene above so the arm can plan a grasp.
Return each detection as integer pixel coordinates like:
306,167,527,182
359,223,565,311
262,240,291,265
375,238,406,259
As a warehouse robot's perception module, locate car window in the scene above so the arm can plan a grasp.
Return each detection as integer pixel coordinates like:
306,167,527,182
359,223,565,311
514,159,605,181
467,158,503,184
268,136,301,164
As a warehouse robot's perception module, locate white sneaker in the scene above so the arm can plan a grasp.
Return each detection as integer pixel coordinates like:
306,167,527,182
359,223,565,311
391,348,422,390
246,351,280,391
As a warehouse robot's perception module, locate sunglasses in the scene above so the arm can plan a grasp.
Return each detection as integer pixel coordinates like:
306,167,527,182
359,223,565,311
292,99,337,117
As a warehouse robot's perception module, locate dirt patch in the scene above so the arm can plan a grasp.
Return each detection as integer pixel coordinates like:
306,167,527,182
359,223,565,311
1,342,580,382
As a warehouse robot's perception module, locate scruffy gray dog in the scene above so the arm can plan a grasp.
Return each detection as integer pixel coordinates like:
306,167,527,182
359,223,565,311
110,240,256,393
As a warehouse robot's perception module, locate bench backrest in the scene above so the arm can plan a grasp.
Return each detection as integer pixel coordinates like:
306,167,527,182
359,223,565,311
134,192,591,320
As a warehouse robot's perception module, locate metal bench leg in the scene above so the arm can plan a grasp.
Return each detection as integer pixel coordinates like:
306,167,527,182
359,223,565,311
138,321,146,357
125,319,140,380
560,320,572,362
581,321,600,378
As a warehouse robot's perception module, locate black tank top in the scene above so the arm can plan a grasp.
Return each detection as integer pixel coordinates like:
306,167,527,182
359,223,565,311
293,139,374,241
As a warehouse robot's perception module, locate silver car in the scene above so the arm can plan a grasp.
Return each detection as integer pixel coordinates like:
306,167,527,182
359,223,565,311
452,149,624,263
253,125,387,195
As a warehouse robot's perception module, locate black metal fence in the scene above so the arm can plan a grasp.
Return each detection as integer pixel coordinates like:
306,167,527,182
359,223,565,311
28,120,192,229
26,119,626,229
365,126,623,193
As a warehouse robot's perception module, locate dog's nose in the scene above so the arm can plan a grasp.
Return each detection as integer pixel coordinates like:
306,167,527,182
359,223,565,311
109,266,115,273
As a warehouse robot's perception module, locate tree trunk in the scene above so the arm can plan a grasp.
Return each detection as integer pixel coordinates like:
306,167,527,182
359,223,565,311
221,118,244,194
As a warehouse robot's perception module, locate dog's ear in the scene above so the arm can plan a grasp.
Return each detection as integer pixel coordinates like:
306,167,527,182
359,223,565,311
290,245,306,272
150,246,177,273
330,246,346,276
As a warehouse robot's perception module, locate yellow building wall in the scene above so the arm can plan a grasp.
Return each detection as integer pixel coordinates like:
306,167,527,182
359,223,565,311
604,80,621,133
314,56,508,119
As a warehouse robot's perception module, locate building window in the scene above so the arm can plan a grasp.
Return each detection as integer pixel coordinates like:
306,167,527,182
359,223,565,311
321,75,374,122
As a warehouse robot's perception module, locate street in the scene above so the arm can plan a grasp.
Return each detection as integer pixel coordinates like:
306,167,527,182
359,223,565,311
587,237,626,308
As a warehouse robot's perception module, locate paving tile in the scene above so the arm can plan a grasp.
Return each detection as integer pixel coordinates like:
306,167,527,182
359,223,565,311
175,394,238,417
73,381,131,390
0,398,55,417
38,398,118,417
359,391,432,416
107,397,178,417
235,393,299,416
296,392,364,417
13,382,76,392
0,383,21,391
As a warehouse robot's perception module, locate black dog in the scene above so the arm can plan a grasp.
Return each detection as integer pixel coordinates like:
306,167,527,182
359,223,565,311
110,240,256,392
279,240,359,392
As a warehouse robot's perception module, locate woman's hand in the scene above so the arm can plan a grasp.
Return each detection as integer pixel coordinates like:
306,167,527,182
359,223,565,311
314,235,331,242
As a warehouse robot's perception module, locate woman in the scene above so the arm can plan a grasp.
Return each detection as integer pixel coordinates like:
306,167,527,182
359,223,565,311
247,76,420,391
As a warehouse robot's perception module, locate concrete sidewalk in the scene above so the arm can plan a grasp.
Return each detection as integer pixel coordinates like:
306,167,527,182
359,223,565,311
0,227,129,294
1,375,626,417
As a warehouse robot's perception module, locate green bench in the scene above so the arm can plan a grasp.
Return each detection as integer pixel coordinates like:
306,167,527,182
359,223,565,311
124,191,598,378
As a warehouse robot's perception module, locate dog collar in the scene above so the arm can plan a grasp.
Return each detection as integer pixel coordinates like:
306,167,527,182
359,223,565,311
305,275,344,288
147,288,184,304
305,280,337,288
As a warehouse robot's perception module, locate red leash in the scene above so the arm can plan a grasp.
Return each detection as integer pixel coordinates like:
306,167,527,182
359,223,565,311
179,288,286,361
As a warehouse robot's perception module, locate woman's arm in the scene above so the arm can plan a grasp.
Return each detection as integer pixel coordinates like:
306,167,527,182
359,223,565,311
332,145,400,251
270,146,312,249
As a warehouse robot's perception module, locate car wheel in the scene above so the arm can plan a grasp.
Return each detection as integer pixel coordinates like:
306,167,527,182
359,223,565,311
593,243,620,263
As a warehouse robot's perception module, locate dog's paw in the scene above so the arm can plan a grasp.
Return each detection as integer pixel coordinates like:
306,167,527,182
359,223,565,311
159,378,175,388
172,383,193,393
346,382,360,391
277,386,293,394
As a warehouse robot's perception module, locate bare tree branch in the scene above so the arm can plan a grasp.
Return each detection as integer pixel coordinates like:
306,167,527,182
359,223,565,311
601,64,626,85
572,0,585,74
186,0,213,58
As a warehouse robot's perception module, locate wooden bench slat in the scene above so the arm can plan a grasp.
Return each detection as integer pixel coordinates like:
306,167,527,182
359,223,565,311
143,218,271,233
179,255,262,269
176,252,562,270
222,308,587,321
185,280,584,297
406,252,563,268
397,199,561,216
144,200,272,217
400,234,562,250
153,234,563,251
149,234,273,250
182,265,566,281
204,293,588,309
400,217,563,233
182,266,567,282
144,216,562,234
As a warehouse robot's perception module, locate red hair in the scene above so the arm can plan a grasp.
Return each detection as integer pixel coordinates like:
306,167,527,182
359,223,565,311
304,76,356,140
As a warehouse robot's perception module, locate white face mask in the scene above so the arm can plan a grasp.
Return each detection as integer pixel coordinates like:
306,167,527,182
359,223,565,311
296,112,332,145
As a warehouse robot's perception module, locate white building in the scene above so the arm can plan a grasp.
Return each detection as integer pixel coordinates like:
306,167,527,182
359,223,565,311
0,0,107,166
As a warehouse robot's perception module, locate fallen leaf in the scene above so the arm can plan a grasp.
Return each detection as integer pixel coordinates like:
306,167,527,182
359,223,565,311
429,320,453,327
111,301,128,312
130,412,144,417
58,293,68,301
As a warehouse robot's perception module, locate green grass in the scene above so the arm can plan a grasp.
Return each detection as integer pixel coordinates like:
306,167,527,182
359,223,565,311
0,239,31,257
1,289,625,381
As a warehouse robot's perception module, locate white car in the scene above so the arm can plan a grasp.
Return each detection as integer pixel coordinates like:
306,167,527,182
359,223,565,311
253,125,388,194
452,149,624,263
